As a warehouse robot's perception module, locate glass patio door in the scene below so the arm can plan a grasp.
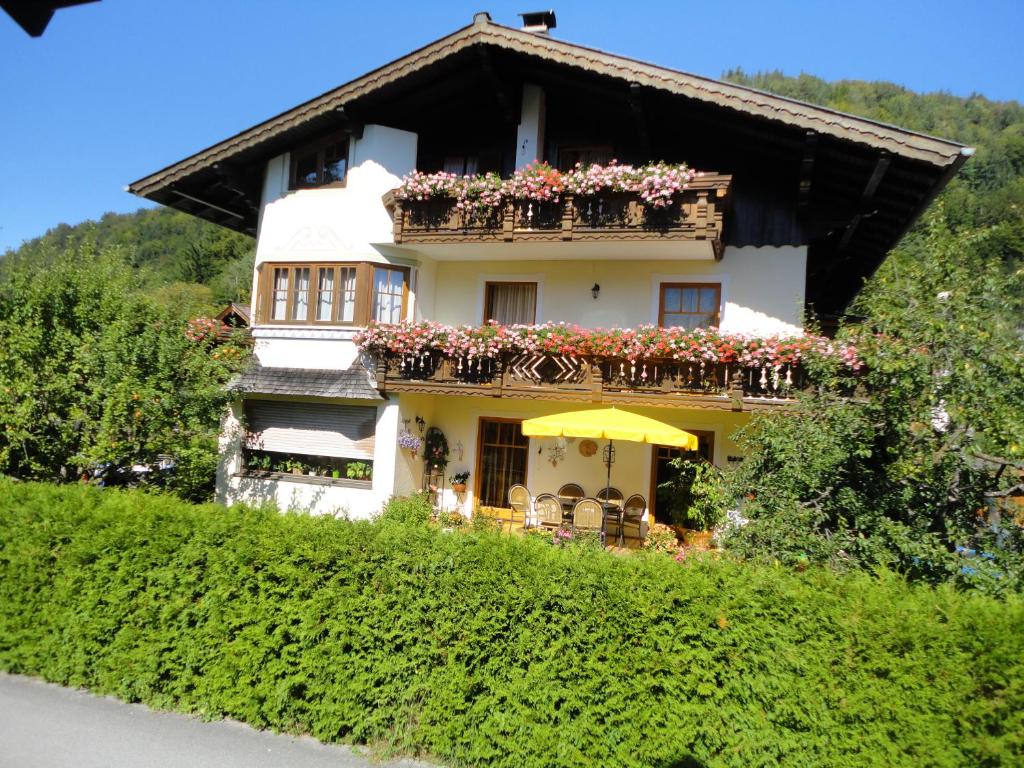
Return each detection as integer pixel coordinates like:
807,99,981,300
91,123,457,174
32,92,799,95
650,430,714,523
476,418,529,508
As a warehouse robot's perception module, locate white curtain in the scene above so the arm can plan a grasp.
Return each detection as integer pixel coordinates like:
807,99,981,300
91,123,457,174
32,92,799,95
315,267,334,321
486,283,537,325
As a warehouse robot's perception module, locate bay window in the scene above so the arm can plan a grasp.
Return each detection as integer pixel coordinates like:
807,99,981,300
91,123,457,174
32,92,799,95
259,262,408,326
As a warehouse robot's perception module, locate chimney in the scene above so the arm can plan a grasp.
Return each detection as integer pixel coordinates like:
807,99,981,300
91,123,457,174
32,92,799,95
519,10,556,35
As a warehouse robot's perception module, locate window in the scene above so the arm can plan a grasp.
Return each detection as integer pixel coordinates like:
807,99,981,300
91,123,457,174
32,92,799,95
484,282,537,325
442,155,479,176
258,262,408,326
658,283,721,329
243,400,376,485
372,266,406,324
290,136,349,189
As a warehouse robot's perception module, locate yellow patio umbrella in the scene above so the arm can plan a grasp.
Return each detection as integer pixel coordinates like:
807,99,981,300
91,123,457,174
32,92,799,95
521,407,698,531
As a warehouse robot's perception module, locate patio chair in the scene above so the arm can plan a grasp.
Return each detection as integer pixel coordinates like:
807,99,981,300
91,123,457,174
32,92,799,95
620,494,647,545
595,487,624,508
557,482,585,507
572,498,605,540
508,484,532,530
534,493,564,530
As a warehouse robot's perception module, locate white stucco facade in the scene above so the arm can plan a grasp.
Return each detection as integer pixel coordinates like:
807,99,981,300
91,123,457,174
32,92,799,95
217,116,810,517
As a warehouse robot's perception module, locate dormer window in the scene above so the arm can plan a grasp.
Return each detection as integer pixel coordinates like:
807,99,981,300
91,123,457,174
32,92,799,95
290,136,349,189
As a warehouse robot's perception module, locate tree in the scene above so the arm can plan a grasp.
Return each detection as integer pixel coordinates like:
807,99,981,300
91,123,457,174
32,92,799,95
724,214,1024,593
0,244,248,501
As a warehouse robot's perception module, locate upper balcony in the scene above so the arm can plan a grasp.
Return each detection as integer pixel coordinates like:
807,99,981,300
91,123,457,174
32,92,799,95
381,164,732,261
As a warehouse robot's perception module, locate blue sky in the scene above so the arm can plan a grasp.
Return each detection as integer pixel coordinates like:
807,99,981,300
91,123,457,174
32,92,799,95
1,0,1021,253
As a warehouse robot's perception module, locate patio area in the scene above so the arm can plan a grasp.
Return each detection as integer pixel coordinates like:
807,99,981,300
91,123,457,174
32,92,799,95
479,481,651,547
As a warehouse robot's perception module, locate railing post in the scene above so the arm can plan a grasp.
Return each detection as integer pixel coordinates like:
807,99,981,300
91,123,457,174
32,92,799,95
375,359,388,393
562,194,574,240
728,368,745,411
590,362,603,403
502,201,515,241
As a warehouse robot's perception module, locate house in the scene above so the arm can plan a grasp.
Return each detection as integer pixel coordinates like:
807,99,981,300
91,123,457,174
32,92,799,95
128,11,969,519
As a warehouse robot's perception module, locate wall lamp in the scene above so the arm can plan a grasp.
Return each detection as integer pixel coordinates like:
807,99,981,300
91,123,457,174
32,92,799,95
591,283,601,300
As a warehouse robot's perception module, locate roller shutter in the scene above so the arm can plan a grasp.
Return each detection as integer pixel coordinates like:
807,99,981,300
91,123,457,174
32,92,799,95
244,401,376,459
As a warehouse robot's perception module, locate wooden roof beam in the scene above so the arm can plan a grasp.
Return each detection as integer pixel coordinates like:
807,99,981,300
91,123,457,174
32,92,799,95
476,45,517,124
798,130,818,215
628,83,651,160
839,153,890,250
169,189,247,221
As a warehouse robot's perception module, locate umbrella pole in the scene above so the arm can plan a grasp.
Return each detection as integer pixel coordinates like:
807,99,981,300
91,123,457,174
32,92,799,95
605,439,613,545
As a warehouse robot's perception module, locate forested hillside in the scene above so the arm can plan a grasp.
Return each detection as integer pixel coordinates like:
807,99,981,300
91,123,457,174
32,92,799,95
1,207,254,310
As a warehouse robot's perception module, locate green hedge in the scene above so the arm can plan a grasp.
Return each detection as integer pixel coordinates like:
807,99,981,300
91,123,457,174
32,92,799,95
1,479,1022,767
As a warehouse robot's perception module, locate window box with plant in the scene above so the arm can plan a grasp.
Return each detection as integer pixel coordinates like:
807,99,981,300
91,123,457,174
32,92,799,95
241,450,374,487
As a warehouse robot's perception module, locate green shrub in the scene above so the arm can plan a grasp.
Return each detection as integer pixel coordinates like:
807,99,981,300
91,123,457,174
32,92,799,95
1,479,1023,767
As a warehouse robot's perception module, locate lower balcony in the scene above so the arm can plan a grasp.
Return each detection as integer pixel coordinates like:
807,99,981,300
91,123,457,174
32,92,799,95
371,351,806,411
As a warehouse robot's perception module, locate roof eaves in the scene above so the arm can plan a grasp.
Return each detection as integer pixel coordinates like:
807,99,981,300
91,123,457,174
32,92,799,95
128,17,968,198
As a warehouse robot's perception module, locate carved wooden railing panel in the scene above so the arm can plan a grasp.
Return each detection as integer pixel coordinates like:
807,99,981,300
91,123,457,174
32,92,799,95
376,349,803,408
383,175,731,253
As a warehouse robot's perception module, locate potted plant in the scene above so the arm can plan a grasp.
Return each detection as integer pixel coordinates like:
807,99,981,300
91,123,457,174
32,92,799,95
656,459,727,548
423,426,449,472
346,461,372,481
285,459,304,476
331,467,341,479
449,470,470,493
398,431,422,460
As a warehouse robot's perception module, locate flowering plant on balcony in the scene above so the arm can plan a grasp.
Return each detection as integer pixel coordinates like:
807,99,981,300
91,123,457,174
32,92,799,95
508,161,564,203
392,170,464,202
457,172,504,214
633,161,699,209
562,160,699,208
356,321,863,371
393,160,704,210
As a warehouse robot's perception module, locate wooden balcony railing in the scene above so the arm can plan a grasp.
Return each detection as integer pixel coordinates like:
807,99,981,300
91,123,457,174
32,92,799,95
382,175,732,256
371,350,804,411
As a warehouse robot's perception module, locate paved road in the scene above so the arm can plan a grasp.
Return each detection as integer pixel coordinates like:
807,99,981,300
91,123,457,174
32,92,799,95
0,673,434,768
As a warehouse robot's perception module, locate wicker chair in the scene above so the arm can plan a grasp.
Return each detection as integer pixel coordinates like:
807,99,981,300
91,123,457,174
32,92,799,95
595,487,624,508
534,493,564,530
507,484,532,531
620,494,647,545
572,498,605,539
557,482,585,506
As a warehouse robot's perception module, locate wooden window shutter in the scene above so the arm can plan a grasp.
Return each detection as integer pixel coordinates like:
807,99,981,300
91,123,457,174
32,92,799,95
244,401,377,459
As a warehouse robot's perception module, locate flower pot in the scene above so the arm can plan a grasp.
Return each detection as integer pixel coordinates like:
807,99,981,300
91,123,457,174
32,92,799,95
408,449,418,460
683,529,714,550
290,467,302,476
452,483,467,493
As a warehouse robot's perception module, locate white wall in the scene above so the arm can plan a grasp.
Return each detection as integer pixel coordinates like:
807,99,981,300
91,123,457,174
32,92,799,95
425,246,807,336
255,124,417,266
251,124,418,371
